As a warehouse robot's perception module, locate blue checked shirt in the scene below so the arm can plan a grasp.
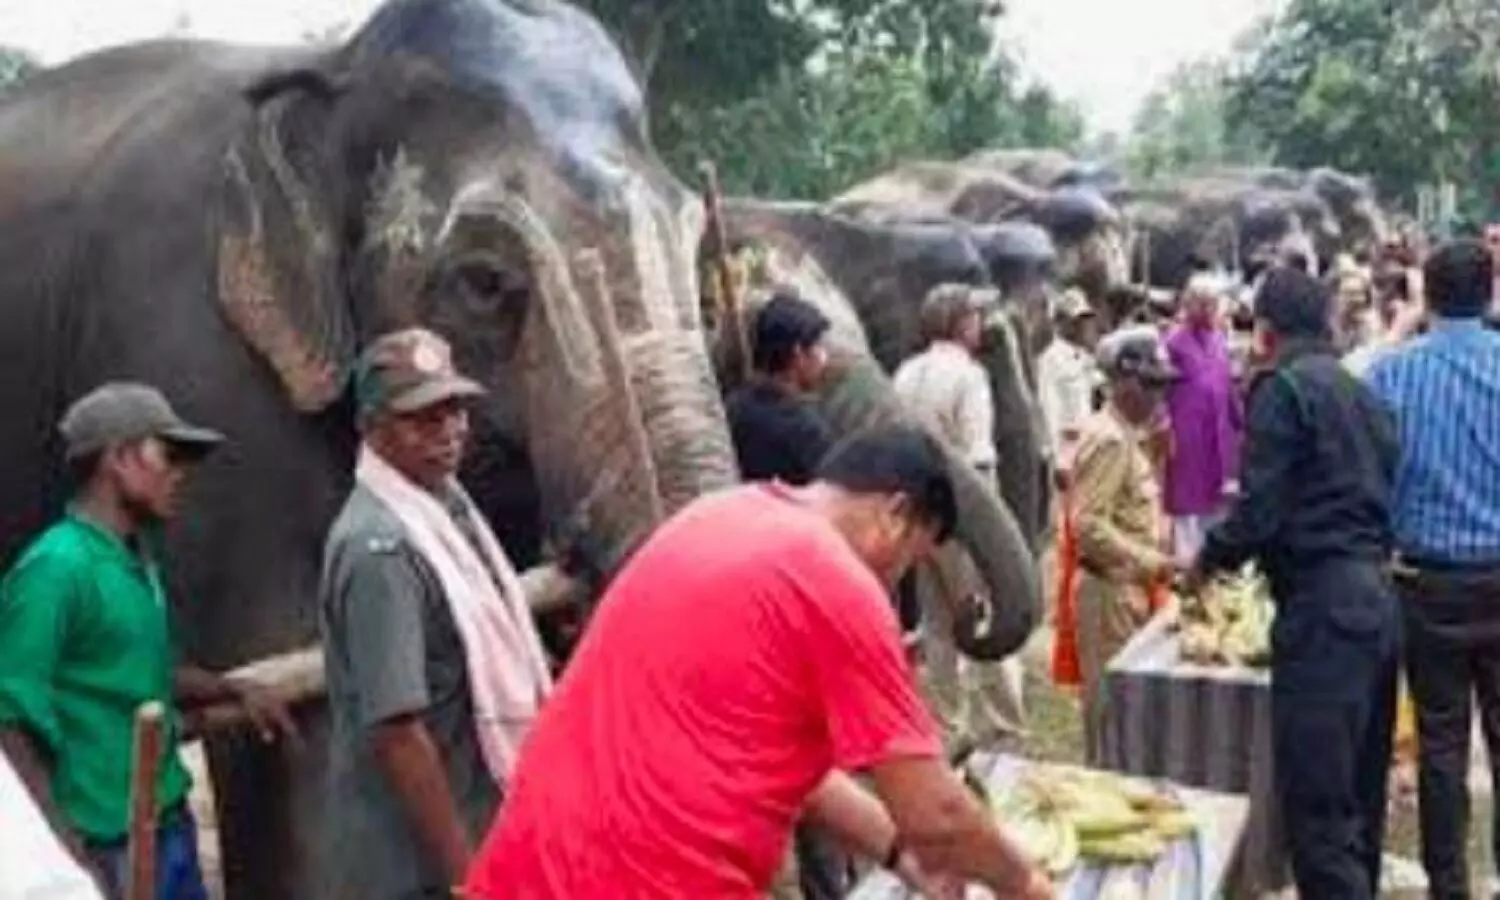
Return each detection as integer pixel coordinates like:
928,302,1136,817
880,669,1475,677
1366,318,1500,564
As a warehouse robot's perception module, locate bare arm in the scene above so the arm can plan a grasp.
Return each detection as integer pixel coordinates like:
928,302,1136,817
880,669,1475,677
802,770,896,861
174,666,299,743
173,666,238,705
868,756,1044,895
370,715,473,883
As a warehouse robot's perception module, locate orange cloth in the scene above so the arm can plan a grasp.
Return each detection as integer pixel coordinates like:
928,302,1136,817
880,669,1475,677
1052,477,1169,690
1052,481,1083,688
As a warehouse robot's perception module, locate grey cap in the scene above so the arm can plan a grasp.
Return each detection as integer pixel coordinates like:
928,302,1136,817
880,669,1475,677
59,383,226,461
354,328,485,420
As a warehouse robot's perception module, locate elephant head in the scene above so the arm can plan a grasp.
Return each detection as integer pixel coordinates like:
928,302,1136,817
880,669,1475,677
833,161,1130,303
717,200,1043,657
1306,167,1388,255
216,0,737,588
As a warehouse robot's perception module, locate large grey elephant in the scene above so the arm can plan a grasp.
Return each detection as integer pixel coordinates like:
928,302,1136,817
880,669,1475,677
1117,178,1341,289
0,1,747,896
830,160,1131,301
719,199,1053,563
962,146,1127,196
1192,164,1389,258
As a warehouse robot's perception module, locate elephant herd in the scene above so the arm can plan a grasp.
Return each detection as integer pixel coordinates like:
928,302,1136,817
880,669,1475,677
0,0,1388,896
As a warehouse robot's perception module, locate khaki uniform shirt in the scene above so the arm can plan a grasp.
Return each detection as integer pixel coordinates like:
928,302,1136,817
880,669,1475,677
1071,406,1171,584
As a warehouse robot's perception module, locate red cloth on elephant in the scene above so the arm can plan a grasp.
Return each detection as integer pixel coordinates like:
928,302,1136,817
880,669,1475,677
463,483,940,900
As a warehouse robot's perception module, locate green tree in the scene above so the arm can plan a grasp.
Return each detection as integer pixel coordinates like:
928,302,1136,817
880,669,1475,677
577,0,1064,199
1125,58,1267,180
1226,0,1500,213
0,46,40,96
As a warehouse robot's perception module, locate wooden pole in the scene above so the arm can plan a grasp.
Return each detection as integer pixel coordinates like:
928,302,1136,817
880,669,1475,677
697,160,752,384
127,702,164,900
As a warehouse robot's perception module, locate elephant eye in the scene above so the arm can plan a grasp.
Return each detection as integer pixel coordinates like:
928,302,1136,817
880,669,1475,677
453,259,528,316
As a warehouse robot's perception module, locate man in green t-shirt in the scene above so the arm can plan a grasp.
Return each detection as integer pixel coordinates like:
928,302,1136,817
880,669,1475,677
0,383,297,899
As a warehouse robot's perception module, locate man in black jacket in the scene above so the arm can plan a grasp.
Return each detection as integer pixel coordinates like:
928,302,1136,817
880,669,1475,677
726,292,836,486
1185,268,1401,899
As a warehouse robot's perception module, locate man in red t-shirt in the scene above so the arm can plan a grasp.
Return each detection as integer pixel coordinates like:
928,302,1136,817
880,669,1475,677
464,426,1051,899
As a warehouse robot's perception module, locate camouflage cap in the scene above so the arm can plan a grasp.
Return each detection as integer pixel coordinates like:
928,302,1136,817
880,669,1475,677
354,328,485,420
59,383,225,461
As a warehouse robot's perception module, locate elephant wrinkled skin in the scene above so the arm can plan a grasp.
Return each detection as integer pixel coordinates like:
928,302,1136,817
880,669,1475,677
0,0,739,895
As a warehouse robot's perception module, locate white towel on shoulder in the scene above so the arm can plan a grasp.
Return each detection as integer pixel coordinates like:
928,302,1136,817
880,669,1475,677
356,445,552,782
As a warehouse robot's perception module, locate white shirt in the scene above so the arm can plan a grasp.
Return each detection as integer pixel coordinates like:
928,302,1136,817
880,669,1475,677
1036,337,1100,462
893,341,998,469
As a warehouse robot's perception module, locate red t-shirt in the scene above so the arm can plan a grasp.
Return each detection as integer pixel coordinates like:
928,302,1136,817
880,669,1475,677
464,484,942,899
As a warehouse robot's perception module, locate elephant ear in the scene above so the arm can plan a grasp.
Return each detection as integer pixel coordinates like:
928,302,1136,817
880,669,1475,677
216,64,354,413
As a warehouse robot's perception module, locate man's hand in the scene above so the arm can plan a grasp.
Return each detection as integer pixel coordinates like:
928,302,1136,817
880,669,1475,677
229,679,301,745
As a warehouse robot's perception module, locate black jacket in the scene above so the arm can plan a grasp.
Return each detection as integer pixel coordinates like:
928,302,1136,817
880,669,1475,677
725,381,834,485
1199,339,1400,593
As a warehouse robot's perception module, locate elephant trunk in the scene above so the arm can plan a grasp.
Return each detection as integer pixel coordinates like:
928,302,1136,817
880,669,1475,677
527,250,737,586
814,350,1040,660
980,306,1049,554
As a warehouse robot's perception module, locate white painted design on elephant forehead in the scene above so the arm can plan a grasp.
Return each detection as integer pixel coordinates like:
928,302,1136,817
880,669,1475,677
368,148,438,256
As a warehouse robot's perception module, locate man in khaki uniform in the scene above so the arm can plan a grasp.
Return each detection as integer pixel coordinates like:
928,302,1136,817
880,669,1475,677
1064,326,1178,762
893,283,1024,750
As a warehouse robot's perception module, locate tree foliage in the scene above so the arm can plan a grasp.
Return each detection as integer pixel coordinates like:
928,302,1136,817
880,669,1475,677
1225,0,1500,214
1124,58,1268,181
577,0,1084,199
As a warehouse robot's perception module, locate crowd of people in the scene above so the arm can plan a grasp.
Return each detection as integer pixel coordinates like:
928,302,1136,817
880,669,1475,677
0,231,1496,900
1046,235,1500,900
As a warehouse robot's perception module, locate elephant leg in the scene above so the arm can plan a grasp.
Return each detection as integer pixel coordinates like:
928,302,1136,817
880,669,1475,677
206,701,329,900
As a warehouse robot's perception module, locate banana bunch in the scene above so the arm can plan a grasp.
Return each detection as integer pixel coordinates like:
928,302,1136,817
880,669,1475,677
991,765,1199,874
1176,563,1273,668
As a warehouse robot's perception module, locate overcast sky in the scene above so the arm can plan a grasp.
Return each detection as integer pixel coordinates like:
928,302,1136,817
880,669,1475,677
0,0,1284,134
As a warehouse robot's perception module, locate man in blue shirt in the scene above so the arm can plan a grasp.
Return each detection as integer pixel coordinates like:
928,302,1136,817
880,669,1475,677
1367,239,1500,900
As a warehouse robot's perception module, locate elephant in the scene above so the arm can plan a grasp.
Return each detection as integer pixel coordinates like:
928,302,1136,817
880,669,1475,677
717,199,1053,562
0,0,754,895
829,160,1131,302
1192,165,1389,259
962,146,1128,196
1116,178,1341,289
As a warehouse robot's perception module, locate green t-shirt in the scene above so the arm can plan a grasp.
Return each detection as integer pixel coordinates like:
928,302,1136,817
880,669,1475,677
0,513,190,841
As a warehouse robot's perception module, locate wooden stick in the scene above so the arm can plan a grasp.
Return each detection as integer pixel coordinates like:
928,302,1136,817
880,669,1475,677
127,702,164,900
698,160,752,384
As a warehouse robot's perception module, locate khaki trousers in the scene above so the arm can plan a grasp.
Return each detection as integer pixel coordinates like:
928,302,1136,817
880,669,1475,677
1075,571,1148,763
